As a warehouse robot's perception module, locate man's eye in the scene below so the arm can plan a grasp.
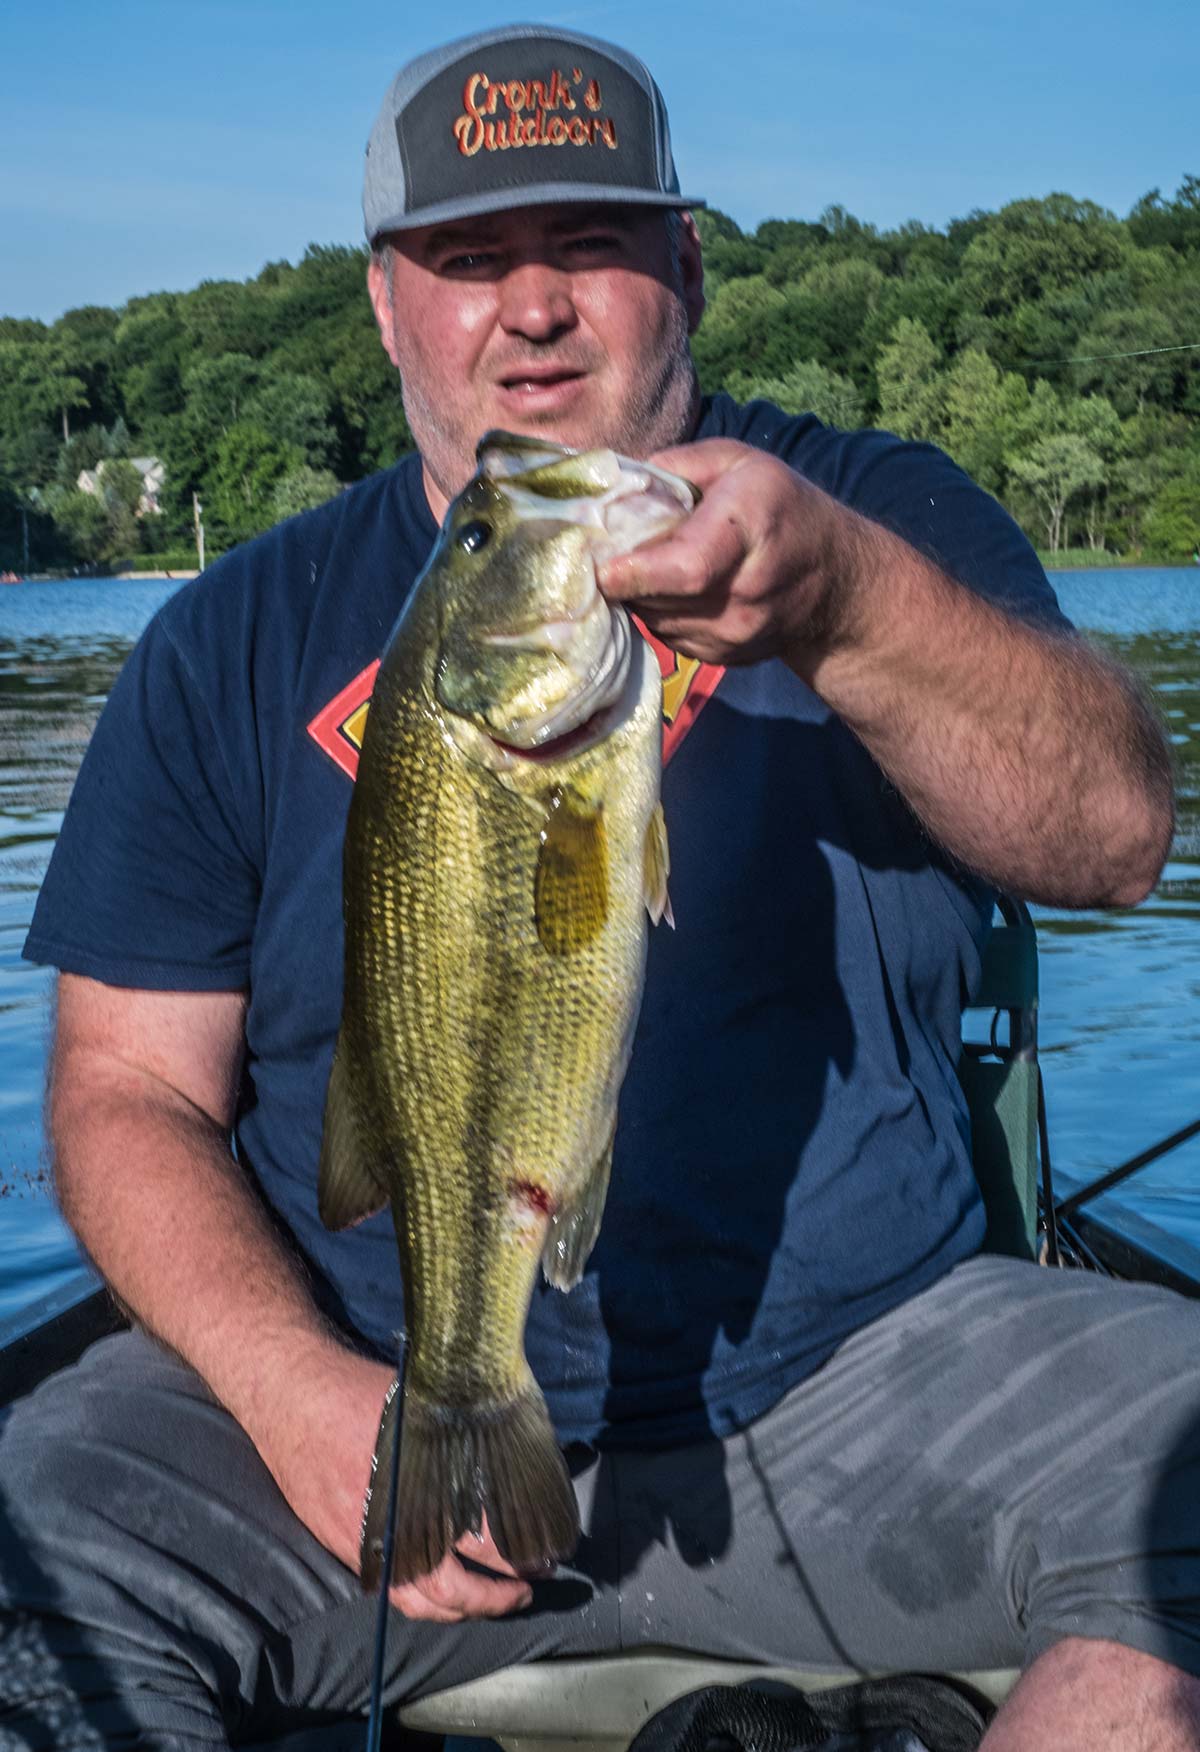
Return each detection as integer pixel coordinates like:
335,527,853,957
440,251,499,275
566,233,619,257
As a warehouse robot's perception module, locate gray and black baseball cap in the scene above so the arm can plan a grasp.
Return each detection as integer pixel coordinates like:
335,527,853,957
363,23,704,240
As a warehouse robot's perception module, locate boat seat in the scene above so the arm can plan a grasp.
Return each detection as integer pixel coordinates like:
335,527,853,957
396,1649,1019,1751
959,894,1040,1261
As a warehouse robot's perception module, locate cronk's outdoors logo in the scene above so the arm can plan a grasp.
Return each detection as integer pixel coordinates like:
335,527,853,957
452,66,619,158
306,624,722,782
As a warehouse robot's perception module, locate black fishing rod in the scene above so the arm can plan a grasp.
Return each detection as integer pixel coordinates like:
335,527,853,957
1053,1116,1200,1221
366,1334,408,1752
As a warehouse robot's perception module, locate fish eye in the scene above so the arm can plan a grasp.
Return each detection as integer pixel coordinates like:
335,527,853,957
457,519,492,554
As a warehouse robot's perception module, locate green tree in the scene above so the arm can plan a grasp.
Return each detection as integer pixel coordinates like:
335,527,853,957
271,466,341,522
1071,307,1181,414
1006,433,1106,552
326,325,413,471
790,257,886,380
42,486,108,564
941,349,1030,493
54,306,121,429
875,318,946,440
112,301,187,428
1142,457,1200,559
1127,175,1200,256
0,336,89,484
690,275,790,390
1082,408,1178,553
695,208,744,245
244,371,336,467
181,353,260,447
959,195,1125,321
725,361,865,428
95,459,144,566
1061,395,1124,548
205,422,301,544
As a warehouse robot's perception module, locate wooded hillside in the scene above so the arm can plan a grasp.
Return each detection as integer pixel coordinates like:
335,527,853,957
2,178,1197,571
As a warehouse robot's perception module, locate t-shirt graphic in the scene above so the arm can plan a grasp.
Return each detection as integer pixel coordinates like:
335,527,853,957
306,623,723,779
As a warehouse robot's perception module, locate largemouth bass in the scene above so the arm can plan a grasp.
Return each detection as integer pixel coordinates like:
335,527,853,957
319,430,695,1589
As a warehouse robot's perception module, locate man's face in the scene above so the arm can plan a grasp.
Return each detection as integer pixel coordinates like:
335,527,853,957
368,203,705,518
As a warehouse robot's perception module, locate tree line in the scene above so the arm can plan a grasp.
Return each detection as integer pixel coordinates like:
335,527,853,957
1,177,1198,573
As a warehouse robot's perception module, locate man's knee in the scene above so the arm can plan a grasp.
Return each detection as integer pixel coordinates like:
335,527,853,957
983,1637,1200,1751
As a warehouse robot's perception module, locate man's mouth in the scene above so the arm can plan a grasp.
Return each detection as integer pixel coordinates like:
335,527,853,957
497,368,587,393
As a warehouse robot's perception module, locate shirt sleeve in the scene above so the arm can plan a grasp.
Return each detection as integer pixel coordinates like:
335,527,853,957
23,609,260,989
714,397,1072,632
813,429,1073,632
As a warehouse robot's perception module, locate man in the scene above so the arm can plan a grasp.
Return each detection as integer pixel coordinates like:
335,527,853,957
2,22,1195,1752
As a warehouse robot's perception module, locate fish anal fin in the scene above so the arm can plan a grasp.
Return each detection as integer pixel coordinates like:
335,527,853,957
317,1045,388,1231
535,789,609,956
541,1130,614,1291
643,801,673,928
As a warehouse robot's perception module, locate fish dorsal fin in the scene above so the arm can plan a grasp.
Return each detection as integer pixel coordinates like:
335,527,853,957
643,802,673,928
535,789,609,956
317,1045,389,1230
541,1128,615,1291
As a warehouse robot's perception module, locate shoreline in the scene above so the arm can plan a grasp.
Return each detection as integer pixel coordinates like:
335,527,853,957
113,569,201,581
1041,557,1196,573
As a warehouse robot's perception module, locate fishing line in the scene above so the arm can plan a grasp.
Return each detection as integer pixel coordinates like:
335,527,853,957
1021,340,1200,368
366,1333,408,1752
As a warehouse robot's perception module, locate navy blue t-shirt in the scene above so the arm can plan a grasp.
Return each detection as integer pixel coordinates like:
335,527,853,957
25,396,1067,1448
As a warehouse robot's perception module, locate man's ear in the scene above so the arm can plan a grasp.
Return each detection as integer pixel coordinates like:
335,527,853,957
679,213,706,336
367,256,401,367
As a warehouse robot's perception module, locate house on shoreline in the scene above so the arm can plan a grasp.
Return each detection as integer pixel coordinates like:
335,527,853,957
77,457,165,518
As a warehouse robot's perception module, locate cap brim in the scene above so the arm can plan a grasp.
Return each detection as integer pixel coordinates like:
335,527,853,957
367,182,705,241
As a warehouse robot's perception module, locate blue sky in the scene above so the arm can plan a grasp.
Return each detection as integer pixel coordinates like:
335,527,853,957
1,0,1195,324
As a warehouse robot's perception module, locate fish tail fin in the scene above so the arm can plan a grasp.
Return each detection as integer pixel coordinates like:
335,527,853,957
360,1377,579,1591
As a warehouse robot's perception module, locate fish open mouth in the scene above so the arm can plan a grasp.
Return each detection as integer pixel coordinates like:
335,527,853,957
444,440,694,763
485,607,633,758
489,701,615,763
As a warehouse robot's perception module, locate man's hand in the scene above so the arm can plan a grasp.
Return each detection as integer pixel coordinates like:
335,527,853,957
256,1346,538,1623
598,438,1171,909
598,439,858,673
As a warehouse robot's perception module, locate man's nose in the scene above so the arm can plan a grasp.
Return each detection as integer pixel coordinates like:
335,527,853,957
497,262,578,342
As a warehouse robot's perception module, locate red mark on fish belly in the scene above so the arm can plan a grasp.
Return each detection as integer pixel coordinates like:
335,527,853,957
509,1179,555,1217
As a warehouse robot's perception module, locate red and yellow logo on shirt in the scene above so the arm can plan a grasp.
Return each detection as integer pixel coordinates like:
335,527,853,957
307,624,721,782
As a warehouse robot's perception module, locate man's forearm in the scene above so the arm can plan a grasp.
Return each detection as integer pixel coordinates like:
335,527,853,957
51,1071,347,1452
802,512,1174,908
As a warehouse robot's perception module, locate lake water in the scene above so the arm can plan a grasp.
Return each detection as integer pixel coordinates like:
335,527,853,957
1,568,1198,1323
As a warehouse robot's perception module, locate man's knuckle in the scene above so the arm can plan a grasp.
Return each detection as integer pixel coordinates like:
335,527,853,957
677,552,711,594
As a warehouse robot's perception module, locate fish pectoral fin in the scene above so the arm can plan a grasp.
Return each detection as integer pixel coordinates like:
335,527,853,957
643,801,673,928
317,1047,389,1230
535,790,609,956
541,1130,614,1291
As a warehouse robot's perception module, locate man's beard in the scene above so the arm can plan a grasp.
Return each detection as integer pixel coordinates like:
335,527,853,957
393,297,698,507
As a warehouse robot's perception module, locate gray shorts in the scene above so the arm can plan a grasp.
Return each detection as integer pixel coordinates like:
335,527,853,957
2,1255,1199,1748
